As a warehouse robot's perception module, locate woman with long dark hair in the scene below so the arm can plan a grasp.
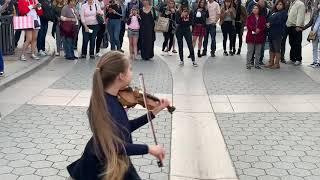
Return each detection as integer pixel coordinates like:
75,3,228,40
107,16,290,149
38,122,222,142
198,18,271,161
265,0,287,69
220,0,236,56
176,1,198,67
140,0,156,60
192,0,208,58
67,51,169,180
233,0,247,55
161,0,176,55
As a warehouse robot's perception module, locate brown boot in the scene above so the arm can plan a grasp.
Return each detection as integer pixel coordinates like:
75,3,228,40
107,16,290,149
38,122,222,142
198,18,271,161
265,52,275,68
271,53,280,69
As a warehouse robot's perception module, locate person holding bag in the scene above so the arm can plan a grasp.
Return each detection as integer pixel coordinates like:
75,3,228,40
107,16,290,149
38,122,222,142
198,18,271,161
161,0,176,55
18,0,43,61
60,0,79,60
106,0,123,51
220,0,236,56
304,2,320,68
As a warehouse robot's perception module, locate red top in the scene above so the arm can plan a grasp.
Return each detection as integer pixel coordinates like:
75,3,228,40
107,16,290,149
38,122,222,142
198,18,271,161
18,0,43,16
246,14,266,44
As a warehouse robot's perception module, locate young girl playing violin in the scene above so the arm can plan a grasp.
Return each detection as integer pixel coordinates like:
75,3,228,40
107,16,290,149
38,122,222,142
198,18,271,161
67,51,170,180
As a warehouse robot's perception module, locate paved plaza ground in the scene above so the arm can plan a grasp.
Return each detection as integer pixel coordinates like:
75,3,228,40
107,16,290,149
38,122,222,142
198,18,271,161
0,25,319,180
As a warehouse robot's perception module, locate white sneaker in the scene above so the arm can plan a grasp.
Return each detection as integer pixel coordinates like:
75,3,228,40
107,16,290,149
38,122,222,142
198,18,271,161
31,54,40,60
0,72,4,77
286,60,294,64
179,61,184,66
96,52,102,57
20,55,27,61
38,50,47,56
294,61,301,66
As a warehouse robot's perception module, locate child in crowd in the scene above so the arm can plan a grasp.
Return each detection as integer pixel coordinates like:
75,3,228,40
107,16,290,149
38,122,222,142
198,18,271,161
127,6,141,60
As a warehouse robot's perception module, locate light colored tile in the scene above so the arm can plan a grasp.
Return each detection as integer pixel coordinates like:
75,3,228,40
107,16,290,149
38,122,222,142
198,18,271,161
228,95,267,103
209,95,229,103
0,103,22,117
40,89,80,97
171,112,237,179
67,97,90,107
312,102,320,111
27,96,73,106
212,103,234,113
271,103,318,112
304,95,320,102
173,95,212,113
265,95,309,103
231,103,276,112
77,90,91,98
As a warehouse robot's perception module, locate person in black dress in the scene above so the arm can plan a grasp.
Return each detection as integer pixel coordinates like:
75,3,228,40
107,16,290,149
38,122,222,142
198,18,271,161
140,0,156,60
67,51,170,180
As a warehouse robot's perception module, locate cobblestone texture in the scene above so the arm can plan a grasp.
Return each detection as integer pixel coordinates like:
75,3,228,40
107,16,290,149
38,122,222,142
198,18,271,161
0,105,171,180
203,56,320,95
216,113,320,180
49,57,173,94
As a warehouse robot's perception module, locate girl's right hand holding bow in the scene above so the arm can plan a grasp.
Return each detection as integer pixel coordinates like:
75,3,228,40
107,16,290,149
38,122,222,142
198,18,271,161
149,145,165,162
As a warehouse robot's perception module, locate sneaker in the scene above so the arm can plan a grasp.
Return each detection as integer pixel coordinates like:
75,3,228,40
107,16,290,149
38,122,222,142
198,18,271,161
210,51,215,57
192,62,198,67
223,51,228,56
308,62,317,67
286,60,295,64
80,54,86,59
90,55,95,59
172,50,177,53
255,66,262,69
312,63,320,68
96,52,102,57
294,61,301,66
38,50,47,56
0,72,4,77
202,51,207,56
179,61,184,66
20,55,27,61
229,51,234,56
31,54,40,60
246,65,251,69
55,52,60,56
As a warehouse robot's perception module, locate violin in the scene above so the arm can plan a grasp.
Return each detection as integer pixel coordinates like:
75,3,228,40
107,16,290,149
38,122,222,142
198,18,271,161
118,86,176,114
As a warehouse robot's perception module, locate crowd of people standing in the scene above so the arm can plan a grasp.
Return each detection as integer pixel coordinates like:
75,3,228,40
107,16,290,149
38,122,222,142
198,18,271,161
0,0,319,75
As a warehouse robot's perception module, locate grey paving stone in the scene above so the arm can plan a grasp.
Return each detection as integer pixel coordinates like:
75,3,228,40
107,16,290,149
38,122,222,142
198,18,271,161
17,174,42,180
49,57,173,94
258,175,280,180
0,174,18,180
216,113,320,180
0,105,172,180
204,57,320,95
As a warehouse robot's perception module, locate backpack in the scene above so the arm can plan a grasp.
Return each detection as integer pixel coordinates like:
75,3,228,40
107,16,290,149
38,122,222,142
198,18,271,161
38,0,56,21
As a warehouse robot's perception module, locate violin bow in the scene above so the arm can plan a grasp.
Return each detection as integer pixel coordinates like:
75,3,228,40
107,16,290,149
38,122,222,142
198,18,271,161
138,73,163,168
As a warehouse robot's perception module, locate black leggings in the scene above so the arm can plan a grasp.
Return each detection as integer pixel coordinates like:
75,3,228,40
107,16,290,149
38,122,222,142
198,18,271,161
234,22,244,50
221,21,235,52
176,27,195,62
96,23,106,53
162,32,174,51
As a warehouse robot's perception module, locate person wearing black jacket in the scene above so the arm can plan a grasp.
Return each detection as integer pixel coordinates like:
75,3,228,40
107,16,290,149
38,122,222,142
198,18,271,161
191,0,208,58
161,0,176,54
106,0,123,50
176,2,198,67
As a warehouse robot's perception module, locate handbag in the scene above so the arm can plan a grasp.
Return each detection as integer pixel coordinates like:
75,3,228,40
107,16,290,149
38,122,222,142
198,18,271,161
154,16,169,32
307,31,317,41
13,16,34,30
95,4,104,24
34,20,40,28
60,20,77,38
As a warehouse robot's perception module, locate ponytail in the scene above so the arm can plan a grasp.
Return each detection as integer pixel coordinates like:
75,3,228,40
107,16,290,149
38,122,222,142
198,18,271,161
88,51,130,180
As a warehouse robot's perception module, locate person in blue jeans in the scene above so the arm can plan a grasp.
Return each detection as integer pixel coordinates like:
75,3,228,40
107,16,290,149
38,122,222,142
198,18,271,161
0,50,4,76
106,0,123,50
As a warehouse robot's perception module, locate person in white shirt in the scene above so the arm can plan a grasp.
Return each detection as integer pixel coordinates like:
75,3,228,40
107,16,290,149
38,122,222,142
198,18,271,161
286,0,305,66
202,0,220,57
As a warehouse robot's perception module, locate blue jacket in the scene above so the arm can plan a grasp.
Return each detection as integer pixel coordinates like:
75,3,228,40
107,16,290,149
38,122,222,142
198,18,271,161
268,10,288,40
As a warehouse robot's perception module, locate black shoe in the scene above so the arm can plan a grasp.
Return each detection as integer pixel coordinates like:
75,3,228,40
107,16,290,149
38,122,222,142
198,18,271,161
229,51,234,56
197,50,202,58
66,57,75,60
210,51,215,57
246,66,251,69
118,49,124,53
80,54,86,59
187,55,191,58
73,56,79,59
223,51,228,56
202,51,207,56
259,61,265,65
255,66,262,69
236,49,241,55
280,59,286,64
90,55,95,59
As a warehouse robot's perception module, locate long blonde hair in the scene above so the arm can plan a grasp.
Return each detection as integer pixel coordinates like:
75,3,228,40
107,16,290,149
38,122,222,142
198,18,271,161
88,51,130,180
